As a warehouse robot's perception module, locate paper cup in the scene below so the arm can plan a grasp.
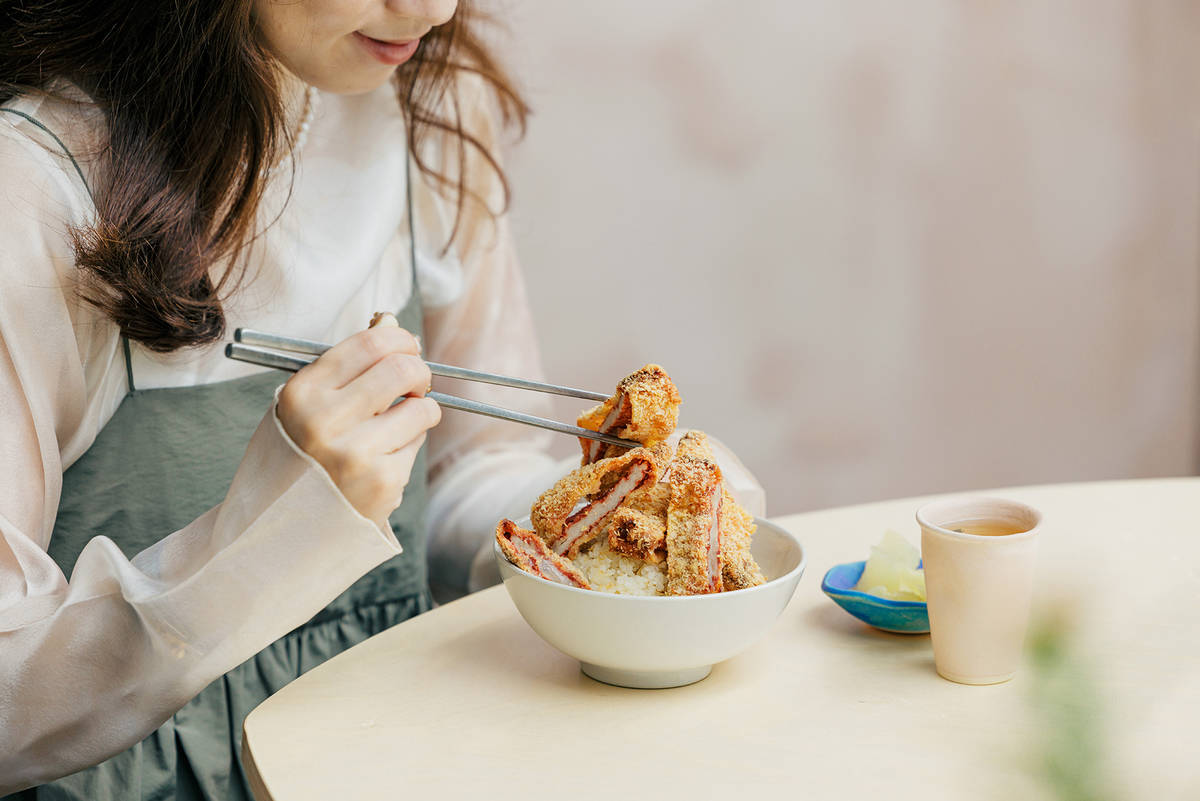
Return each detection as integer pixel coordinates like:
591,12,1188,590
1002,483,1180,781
916,497,1041,685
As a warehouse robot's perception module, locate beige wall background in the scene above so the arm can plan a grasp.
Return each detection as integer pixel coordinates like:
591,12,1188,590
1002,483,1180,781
502,0,1200,515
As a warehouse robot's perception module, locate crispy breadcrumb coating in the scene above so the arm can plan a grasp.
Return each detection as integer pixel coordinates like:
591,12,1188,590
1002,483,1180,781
594,441,673,500
675,430,765,589
675,430,714,462
497,367,766,596
495,520,590,588
624,481,670,520
666,458,724,596
530,447,666,558
607,508,668,564
577,364,681,464
719,491,765,590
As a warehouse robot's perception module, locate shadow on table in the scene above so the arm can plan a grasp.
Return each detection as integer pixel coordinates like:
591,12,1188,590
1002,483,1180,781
434,608,762,696
804,602,929,641
802,603,939,681
434,613,610,692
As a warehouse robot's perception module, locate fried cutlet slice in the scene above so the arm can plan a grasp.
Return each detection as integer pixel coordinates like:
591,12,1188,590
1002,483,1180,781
666,458,724,595
577,364,681,464
530,447,665,558
606,468,671,565
607,508,667,564
624,481,670,519
720,496,765,590
675,429,715,462
593,441,673,501
495,520,590,589
605,452,671,563
674,430,765,590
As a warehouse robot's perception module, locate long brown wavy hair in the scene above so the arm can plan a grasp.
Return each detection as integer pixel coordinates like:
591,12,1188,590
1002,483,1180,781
0,0,528,351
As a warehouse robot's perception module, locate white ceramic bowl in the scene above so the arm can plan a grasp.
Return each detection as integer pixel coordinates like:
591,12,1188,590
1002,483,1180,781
494,517,806,689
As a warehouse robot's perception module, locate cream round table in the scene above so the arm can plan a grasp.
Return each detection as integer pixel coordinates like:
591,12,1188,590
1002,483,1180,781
242,479,1198,800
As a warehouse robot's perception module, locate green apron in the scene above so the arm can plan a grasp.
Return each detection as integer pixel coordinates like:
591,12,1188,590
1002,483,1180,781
1,108,431,801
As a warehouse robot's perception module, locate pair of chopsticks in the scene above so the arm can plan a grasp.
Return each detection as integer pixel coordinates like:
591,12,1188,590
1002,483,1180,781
225,329,640,449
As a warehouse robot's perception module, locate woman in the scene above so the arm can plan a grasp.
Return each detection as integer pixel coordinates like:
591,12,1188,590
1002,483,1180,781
0,0,563,796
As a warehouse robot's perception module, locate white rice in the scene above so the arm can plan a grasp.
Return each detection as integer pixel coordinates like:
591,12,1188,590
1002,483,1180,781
571,540,666,596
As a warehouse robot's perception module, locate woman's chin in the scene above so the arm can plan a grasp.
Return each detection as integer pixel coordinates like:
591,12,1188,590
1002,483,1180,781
308,67,399,96
279,52,399,96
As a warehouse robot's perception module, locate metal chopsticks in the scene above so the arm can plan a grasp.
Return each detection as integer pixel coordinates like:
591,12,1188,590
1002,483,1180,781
224,332,639,450
234,329,609,402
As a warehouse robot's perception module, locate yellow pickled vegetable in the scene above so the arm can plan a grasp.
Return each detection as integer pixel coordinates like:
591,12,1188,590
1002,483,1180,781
854,530,926,601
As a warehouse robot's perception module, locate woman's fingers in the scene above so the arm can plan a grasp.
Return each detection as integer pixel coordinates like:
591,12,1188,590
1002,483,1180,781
338,353,432,419
380,436,428,508
326,439,424,523
275,315,438,523
300,324,421,389
355,396,442,452
323,415,435,522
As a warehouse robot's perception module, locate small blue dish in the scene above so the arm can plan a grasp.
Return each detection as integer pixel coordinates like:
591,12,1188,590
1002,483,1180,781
820,561,929,634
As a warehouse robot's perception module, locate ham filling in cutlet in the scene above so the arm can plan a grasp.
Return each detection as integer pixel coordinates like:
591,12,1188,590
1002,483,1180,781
556,459,653,556
577,364,680,465
583,392,631,464
665,458,725,596
675,430,764,590
706,490,723,591
530,447,667,559
496,363,765,596
495,520,590,589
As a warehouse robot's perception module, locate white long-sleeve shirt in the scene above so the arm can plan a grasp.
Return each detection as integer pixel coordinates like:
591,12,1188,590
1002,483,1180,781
0,79,567,791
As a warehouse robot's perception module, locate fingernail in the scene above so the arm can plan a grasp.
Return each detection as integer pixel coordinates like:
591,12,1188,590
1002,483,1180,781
414,334,422,354
369,311,399,329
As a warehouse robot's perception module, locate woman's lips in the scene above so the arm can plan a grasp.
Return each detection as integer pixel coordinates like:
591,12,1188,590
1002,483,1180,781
353,32,420,66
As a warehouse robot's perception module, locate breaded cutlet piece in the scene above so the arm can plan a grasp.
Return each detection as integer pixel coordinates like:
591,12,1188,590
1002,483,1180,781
666,458,724,596
607,508,668,564
577,364,681,464
606,469,671,564
495,520,590,589
593,441,673,500
675,429,715,462
530,447,664,558
675,430,765,589
720,494,765,590
624,481,671,520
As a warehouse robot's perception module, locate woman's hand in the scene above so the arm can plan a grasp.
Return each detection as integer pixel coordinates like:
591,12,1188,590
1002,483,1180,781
276,317,441,523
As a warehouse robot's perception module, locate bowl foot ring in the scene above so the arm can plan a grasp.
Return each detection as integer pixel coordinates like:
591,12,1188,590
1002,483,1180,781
580,663,712,689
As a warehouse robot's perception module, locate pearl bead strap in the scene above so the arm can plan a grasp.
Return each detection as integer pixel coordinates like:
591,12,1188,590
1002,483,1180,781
265,85,319,177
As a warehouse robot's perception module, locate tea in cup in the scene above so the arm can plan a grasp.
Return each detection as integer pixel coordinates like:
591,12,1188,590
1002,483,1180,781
915,497,1042,685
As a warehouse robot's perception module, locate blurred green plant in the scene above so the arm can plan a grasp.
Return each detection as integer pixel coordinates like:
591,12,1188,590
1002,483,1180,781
1025,609,1119,801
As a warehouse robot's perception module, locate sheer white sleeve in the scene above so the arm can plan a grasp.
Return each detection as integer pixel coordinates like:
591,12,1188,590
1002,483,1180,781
0,109,401,794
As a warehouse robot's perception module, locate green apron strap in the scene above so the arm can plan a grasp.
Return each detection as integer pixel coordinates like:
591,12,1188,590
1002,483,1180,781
122,337,135,393
0,106,137,394
404,154,420,298
0,106,95,206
